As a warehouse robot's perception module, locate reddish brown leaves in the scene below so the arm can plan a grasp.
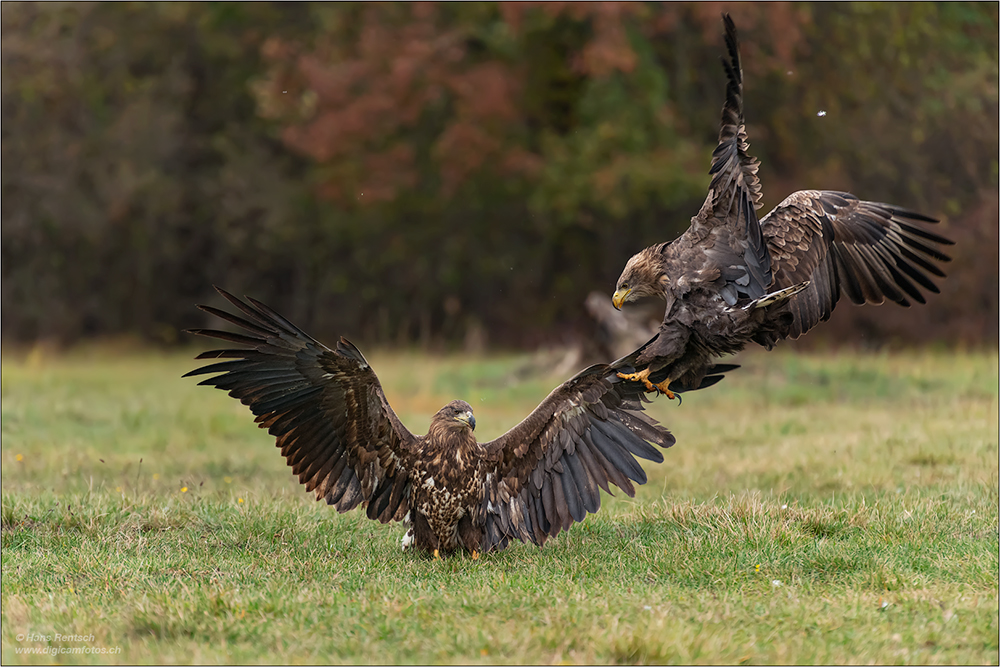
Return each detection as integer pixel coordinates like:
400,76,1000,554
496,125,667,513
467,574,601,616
255,3,819,209
255,3,673,207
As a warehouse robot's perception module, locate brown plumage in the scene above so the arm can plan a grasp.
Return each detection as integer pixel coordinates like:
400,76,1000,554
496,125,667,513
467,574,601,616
185,287,732,557
612,14,953,396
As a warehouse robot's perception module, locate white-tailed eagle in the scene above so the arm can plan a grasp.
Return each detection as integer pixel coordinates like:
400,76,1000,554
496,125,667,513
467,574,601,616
613,15,953,396
185,288,731,557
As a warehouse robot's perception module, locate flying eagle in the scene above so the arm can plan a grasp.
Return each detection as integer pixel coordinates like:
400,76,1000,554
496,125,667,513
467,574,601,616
612,15,953,396
185,288,731,558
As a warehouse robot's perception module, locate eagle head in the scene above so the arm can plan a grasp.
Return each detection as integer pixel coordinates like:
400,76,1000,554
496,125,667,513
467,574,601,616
434,400,476,432
613,244,669,310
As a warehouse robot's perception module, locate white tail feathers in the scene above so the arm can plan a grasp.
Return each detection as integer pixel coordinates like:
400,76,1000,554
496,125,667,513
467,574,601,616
401,528,414,551
742,281,810,311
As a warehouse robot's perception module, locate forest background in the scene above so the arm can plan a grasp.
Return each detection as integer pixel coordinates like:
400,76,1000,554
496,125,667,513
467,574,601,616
3,2,997,352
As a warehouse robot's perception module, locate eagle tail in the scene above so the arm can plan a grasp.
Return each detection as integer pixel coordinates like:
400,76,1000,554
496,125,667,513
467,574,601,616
742,281,811,311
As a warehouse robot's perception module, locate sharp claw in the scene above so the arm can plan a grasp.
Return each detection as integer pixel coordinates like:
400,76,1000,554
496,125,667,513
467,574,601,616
433,549,440,560
471,550,479,560
649,377,676,400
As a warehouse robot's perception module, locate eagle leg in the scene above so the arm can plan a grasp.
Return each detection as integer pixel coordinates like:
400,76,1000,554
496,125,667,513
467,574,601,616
617,368,678,400
432,549,440,560
471,550,479,560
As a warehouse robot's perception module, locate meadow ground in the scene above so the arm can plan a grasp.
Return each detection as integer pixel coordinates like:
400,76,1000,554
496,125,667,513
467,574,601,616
1,344,997,664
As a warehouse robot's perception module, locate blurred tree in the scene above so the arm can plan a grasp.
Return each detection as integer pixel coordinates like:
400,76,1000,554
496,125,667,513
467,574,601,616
2,2,318,342
2,2,996,348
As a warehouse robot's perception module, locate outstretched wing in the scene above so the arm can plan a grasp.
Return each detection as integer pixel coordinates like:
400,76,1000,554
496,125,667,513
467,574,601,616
689,13,771,301
476,356,727,553
761,190,953,339
184,287,418,523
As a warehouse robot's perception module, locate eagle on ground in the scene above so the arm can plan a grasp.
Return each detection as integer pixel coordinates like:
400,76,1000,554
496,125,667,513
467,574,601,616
612,15,954,396
185,288,732,558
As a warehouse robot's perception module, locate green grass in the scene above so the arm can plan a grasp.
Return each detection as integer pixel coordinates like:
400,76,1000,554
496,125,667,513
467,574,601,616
2,345,998,664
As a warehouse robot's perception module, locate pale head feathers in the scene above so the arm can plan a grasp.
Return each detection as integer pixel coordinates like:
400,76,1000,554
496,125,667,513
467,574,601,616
615,244,669,305
429,400,476,437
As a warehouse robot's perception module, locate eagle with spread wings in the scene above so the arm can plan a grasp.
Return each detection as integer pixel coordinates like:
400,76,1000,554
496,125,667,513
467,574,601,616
185,288,732,558
612,15,954,396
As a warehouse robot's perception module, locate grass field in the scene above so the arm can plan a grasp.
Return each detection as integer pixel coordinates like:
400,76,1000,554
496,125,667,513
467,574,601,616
2,344,998,664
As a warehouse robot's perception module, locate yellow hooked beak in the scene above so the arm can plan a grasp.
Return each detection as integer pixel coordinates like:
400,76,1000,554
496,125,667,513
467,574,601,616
454,411,476,431
612,288,631,310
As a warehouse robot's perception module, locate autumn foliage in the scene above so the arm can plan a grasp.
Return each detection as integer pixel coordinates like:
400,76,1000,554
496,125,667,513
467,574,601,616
2,2,996,349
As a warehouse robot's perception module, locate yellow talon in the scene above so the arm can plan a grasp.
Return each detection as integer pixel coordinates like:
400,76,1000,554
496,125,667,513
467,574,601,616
617,367,653,390
432,549,440,560
652,379,676,400
616,368,676,399
471,550,479,560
